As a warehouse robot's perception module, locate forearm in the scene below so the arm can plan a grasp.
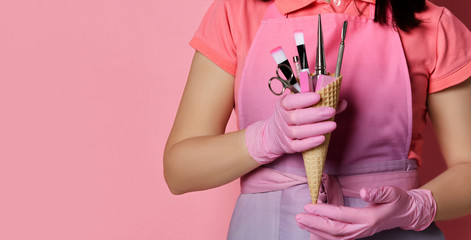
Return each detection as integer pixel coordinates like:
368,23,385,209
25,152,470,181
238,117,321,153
421,162,471,221
164,129,260,195
424,78,471,221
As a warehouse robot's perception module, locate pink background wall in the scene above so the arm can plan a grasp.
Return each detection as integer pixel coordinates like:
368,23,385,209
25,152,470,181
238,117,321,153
0,1,468,240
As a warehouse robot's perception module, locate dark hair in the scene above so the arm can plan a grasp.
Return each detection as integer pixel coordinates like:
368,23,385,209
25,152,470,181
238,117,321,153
260,0,425,32
375,0,425,31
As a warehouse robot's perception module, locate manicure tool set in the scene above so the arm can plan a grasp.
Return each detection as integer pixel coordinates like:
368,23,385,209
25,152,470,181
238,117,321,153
268,15,348,95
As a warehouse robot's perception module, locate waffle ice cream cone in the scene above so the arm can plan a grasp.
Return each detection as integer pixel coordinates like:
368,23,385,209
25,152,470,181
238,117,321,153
302,76,342,204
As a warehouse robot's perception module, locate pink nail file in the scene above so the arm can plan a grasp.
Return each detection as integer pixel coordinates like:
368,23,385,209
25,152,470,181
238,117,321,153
299,70,312,93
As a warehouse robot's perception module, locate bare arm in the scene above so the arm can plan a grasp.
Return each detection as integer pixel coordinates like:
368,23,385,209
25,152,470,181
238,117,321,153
164,51,260,195
421,77,471,220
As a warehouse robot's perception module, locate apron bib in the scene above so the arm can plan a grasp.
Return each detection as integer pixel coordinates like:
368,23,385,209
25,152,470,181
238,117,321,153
228,3,443,240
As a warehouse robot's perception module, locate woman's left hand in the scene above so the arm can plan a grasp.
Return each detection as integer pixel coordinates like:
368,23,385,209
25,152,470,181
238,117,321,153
295,186,437,240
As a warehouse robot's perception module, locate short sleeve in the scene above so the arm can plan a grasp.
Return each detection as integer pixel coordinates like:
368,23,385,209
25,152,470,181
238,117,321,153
190,1,237,76
428,8,471,93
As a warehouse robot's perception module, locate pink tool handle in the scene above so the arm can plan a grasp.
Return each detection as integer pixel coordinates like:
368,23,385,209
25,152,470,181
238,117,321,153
299,70,312,93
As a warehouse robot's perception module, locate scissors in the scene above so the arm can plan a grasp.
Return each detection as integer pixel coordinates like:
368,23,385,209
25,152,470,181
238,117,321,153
268,63,300,95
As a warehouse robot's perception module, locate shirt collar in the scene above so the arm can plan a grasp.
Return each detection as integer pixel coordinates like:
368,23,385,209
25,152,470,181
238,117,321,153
275,0,376,15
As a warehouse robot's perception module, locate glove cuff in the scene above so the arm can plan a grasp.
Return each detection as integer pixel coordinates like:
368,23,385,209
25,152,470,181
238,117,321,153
245,121,279,164
406,189,437,231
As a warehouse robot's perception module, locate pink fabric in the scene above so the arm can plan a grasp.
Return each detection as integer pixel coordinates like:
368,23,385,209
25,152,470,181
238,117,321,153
275,0,375,17
417,8,471,93
241,167,308,194
318,173,345,206
241,166,419,205
339,170,419,198
189,0,471,166
241,168,347,206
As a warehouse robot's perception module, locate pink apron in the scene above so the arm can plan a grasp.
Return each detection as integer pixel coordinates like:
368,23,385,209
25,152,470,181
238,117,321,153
228,3,444,240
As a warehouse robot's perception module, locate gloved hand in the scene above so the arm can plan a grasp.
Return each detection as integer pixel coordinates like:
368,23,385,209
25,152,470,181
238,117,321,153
245,92,338,164
296,186,437,240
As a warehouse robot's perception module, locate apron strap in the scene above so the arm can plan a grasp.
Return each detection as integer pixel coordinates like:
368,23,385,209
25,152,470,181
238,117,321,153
241,164,419,206
339,170,420,198
241,167,307,194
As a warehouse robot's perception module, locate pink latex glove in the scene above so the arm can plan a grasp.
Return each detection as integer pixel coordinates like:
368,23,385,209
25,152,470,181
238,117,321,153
245,92,338,164
296,186,437,240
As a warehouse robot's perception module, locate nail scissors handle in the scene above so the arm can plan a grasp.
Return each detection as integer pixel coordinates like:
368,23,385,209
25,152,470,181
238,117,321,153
268,64,299,95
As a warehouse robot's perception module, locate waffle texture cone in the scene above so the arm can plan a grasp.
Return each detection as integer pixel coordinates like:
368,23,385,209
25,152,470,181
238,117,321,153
302,76,342,204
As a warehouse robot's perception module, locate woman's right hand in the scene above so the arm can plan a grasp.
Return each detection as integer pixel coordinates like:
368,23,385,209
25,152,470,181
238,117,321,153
245,92,337,164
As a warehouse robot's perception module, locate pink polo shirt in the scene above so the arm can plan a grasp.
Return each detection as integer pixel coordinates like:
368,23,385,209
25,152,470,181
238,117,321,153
190,0,471,166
